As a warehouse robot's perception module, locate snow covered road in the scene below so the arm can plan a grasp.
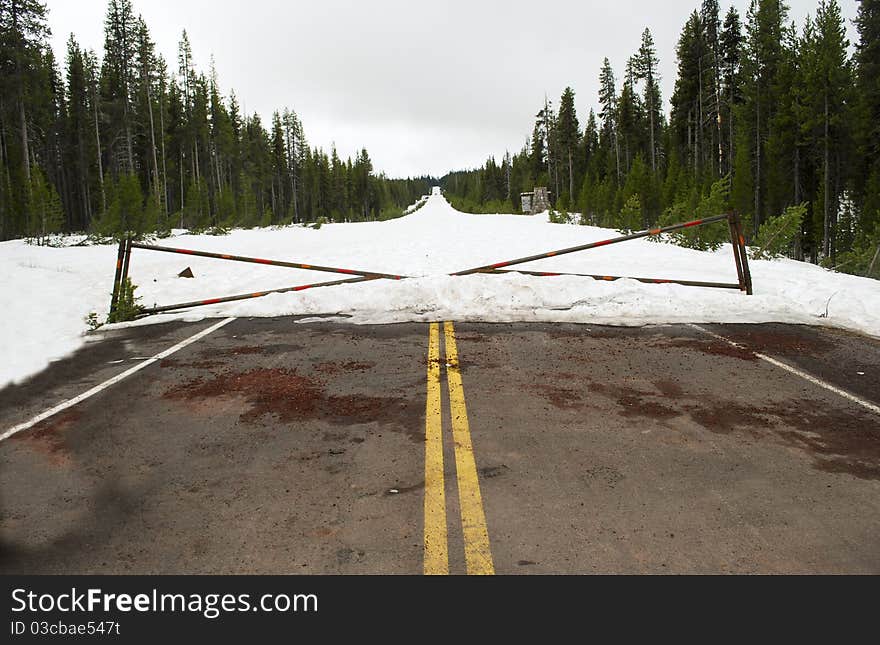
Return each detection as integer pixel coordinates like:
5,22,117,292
2,192,879,389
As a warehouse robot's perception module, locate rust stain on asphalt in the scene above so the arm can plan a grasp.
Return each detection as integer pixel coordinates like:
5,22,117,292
454,333,490,343
587,380,680,419
214,345,265,356
12,409,80,467
724,329,833,356
579,375,880,480
160,358,223,370
530,384,584,409
655,338,757,361
201,343,305,358
314,361,375,375
163,368,421,438
164,368,322,421
684,402,773,436
654,380,684,398
770,399,880,480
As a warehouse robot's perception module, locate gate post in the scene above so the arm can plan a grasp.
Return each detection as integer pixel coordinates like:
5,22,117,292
728,212,745,291
109,237,127,316
121,235,132,289
733,213,753,295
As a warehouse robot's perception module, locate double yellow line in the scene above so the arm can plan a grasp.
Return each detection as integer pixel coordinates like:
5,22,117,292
423,322,494,575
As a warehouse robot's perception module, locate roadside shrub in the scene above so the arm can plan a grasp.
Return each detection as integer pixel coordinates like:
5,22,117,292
827,229,880,279
750,203,806,260
548,209,570,224
108,278,143,323
616,194,642,233
657,176,731,251
84,312,102,331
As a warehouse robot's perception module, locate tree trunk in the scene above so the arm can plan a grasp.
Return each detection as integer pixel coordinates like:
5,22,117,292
93,84,106,215
754,93,761,237
688,107,694,175
159,91,168,216
648,84,656,172
18,94,31,187
78,131,90,228
728,82,735,176
15,14,31,194
285,123,295,220
0,103,8,239
214,145,222,197
822,91,831,260
124,108,134,174
19,100,32,239
613,129,621,182
867,245,880,277
697,58,703,176
179,149,185,227
715,61,723,176
146,83,160,204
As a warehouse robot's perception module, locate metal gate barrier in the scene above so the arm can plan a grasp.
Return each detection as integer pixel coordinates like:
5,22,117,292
108,211,752,319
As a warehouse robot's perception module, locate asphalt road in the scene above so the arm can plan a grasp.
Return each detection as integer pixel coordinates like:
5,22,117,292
1,318,878,574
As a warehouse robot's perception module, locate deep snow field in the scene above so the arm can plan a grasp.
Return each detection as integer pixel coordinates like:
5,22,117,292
2,192,879,388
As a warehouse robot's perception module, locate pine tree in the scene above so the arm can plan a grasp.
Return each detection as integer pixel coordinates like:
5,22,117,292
353,148,373,220
64,35,92,230
0,0,50,234
701,0,723,175
617,58,643,173
529,120,545,181
671,11,707,177
617,194,642,232
29,164,62,244
852,0,880,243
556,87,579,201
633,28,661,173
102,0,137,175
84,48,106,218
282,108,305,222
720,7,743,175
270,111,287,220
741,0,790,235
135,15,161,210
598,58,621,181
802,0,851,261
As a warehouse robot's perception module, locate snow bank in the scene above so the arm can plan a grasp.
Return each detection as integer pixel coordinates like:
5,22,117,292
2,193,879,388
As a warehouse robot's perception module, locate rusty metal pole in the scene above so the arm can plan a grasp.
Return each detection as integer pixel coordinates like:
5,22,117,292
138,275,375,316
109,238,127,316
121,236,132,289
129,242,406,281
489,269,742,290
733,215,753,295
728,213,745,291
452,213,732,276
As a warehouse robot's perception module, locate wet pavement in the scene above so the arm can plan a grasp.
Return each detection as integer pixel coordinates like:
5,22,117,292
1,318,878,573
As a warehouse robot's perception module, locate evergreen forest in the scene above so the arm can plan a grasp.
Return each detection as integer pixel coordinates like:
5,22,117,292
441,0,880,275
0,0,433,243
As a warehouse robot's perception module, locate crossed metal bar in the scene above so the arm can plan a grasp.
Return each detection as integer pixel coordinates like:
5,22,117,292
110,212,752,318
469,211,752,295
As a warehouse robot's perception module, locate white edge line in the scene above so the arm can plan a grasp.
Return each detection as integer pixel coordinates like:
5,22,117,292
688,323,880,416
0,317,236,442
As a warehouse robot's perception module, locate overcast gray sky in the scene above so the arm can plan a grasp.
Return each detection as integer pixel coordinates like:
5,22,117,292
44,0,859,178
